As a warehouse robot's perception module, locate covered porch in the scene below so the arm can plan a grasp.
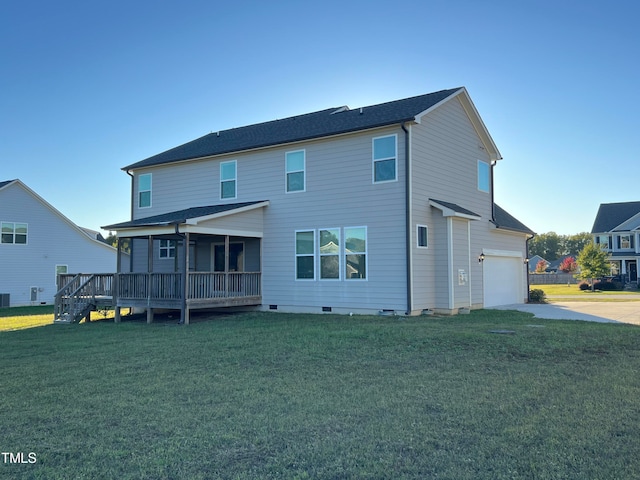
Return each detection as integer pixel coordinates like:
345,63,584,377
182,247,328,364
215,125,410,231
105,201,268,324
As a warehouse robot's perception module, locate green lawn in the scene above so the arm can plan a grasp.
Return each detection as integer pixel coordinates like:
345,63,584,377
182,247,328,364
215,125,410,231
2,311,640,479
533,284,640,297
0,305,122,332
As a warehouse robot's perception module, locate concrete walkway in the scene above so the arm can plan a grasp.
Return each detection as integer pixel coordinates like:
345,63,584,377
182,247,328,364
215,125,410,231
491,301,640,325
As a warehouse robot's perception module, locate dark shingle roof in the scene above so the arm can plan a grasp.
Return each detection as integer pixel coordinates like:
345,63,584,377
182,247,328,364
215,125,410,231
0,179,16,189
591,201,640,233
493,204,534,235
430,198,481,218
102,201,266,230
124,88,462,170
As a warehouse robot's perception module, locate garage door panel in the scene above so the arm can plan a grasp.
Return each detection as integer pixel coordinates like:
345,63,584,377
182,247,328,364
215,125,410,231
483,256,522,307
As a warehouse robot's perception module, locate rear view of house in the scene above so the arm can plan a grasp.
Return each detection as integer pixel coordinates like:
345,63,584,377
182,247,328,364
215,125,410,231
0,180,119,307
88,87,533,324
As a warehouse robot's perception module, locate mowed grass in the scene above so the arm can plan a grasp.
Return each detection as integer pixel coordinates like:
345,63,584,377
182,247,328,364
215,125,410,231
0,306,121,332
2,311,640,479
534,283,640,297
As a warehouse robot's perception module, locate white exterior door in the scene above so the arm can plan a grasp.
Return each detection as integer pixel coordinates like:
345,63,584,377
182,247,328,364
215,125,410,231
483,252,524,307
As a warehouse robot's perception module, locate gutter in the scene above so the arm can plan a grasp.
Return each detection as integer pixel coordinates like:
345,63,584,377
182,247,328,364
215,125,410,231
402,122,412,314
526,232,535,302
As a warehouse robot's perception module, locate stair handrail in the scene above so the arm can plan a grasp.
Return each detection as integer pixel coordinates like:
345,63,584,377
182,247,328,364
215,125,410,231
54,274,97,322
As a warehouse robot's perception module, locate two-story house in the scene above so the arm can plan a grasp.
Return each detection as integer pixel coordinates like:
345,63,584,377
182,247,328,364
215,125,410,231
591,201,640,284
91,87,533,324
0,179,120,307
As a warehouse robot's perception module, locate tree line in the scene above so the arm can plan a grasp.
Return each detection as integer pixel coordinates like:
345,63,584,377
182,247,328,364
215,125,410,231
528,232,592,261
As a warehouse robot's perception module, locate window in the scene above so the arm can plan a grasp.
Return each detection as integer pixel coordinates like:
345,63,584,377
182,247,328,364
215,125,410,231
596,235,611,249
55,265,68,284
1,222,27,244
373,135,397,183
138,173,152,208
319,228,340,279
220,161,237,199
286,150,305,192
295,230,315,279
477,160,490,193
619,235,634,249
417,225,428,248
345,227,367,279
159,240,176,259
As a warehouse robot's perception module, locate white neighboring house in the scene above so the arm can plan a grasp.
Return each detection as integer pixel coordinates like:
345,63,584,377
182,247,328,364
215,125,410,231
0,179,119,307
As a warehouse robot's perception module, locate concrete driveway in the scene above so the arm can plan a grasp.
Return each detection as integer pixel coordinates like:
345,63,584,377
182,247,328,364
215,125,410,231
491,301,640,325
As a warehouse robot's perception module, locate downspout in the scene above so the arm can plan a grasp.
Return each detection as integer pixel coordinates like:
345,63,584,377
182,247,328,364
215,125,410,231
526,233,535,303
490,160,496,222
174,223,188,324
402,122,412,315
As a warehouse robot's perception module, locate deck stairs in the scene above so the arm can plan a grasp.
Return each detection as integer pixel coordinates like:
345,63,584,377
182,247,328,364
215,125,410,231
54,274,114,324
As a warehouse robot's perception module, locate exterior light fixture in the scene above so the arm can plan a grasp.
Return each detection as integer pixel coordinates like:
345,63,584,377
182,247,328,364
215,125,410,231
478,253,485,263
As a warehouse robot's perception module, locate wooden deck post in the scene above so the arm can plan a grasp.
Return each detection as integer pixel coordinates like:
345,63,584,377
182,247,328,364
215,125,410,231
225,235,230,298
114,237,122,323
147,308,154,324
115,306,121,323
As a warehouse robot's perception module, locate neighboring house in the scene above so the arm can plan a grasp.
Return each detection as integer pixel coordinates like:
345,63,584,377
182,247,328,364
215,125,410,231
591,201,640,283
528,255,548,273
0,179,120,307
98,87,533,323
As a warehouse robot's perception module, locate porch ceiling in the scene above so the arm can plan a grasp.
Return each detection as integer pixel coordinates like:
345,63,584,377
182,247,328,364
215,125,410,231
103,200,269,238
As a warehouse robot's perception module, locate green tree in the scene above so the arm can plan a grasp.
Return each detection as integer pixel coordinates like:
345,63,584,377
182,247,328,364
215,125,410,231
563,232,592,256
576,242,610,291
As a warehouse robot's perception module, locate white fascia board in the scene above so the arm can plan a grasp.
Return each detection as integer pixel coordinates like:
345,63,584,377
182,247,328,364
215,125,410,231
611,211,640,232
482,248,524,258
185,201,269,225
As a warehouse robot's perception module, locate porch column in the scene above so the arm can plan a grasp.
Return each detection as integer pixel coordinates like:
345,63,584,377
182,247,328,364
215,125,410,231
147,235,154,323
114,236,122,323
225,235,230,297
181,232,191,325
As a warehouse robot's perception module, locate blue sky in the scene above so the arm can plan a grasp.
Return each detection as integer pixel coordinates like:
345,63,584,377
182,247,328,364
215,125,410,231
2,0,638,236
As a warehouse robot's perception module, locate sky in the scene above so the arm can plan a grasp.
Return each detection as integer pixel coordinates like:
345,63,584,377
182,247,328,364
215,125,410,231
1,0,638,236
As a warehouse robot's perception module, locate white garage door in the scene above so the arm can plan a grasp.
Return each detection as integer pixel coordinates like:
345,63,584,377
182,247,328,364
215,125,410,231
483,254,523,307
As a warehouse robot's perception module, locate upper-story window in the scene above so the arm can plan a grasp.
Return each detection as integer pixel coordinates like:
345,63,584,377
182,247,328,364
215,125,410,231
286,150,305,193
373,135,397,183
1,222,27,244
596,235,612,249
220,161,237,199
618,235,634,250
138,173,152,208
477,160,490,193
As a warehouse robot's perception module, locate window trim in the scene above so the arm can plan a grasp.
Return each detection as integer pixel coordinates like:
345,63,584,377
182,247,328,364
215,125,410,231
285,149,306,193
372,134,398,184
1,221,28,245
619,234,634,250
55,265,68,282
295,229,316,281
138,173,152,209
220,160,237,200
319,228,341,281
344,226,368,281
477,160,490,193
417,224,428,249
159,239,176,259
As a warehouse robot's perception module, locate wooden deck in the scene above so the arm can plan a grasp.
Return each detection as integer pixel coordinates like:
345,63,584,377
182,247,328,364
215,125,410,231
56,272,261,324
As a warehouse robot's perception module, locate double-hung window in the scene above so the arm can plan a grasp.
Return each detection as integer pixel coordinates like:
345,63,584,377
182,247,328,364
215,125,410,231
373,135,397,183
138,173,152,208
220,161,237,199
345,227,367,279
319,228,340,279
295,230,315,279
478,160,490,193
286,150,305,193
159,240,176,259
619,235,634,250
1,222,27,244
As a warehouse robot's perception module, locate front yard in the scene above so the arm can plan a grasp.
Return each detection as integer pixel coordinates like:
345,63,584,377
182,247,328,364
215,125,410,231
2,311,640,479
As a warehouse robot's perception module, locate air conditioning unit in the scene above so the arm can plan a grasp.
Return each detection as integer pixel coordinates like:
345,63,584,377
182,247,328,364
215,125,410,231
0,294,9,308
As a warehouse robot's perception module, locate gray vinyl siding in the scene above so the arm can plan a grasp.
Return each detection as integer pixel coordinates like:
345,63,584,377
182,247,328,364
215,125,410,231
410,96,527,310
129,126,407,311
0,182,117,306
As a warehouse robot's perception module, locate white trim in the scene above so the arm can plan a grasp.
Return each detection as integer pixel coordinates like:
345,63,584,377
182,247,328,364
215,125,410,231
318,227,341,281
186,201,270,224
220,160,237,200
55,264,68,282
372,134,398,184
158,239,176,259
482,248,524,259
285,149,306,194
447,217,454,309
0,221,28,245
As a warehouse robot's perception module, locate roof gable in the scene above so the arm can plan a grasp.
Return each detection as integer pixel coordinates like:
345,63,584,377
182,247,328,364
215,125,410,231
0,179,17,190
591,201,640,233
125,88,465,170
